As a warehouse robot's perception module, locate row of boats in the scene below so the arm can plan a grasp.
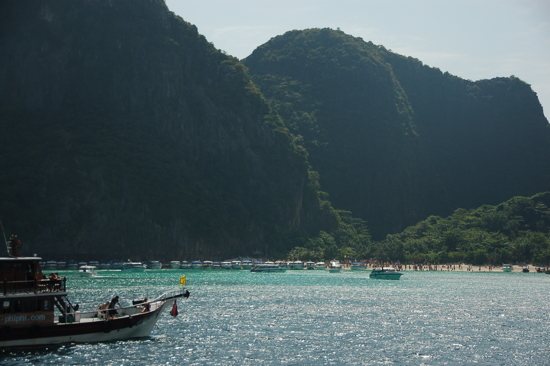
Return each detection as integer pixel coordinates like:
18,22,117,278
42,260,383,271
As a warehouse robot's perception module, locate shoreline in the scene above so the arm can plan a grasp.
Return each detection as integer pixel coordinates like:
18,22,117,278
358,264,546,273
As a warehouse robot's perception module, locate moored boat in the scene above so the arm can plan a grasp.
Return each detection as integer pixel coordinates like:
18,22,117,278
350,262,366,271
502,264,513,272
45,260,57,271
191,261,202,270
67,261,79,270
122,262,146,272
328,261,342,273
56,261,67,270
180,261,191,269
306,261,316,270
251,264,287,273
242,260,253,270
78,265,98,277
110,260,123,270
170,261,181,269
231,261,242,270
315,262,326,270
289,261,304,270
148,261,162,269
221,261,232,269
369,267,403,280
0,251,190,348
202,261,213,270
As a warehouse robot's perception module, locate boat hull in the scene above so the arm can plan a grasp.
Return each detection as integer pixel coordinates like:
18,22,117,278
0,294,182,348
369,270,403,280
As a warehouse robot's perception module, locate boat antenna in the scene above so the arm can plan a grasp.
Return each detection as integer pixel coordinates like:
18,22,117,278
0,219,8,255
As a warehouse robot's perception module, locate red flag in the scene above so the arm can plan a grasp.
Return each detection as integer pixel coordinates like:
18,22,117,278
170,300,178,317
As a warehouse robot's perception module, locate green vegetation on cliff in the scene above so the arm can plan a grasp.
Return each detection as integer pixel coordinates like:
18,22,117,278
377,192,550,265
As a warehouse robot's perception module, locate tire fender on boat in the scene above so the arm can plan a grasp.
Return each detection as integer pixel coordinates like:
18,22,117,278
103,320,112,333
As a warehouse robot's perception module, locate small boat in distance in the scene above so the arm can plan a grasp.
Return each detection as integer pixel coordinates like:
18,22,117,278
350,262,366,271
78,265,98,277
170,261,181,269
328,261,342,273
369,267,403,280
122,262,146,272
315,262,326,270
251,264,287,273
502,264,513,272
148,261,162,269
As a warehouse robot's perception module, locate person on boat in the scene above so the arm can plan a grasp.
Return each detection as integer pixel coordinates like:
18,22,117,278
9,235,21,257
107,296,121,320
141,297,150,313
48,272,60,291
98,301,110,318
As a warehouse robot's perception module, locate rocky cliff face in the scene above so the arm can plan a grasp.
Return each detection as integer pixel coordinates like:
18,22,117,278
244,29,550,239
0,0,335,260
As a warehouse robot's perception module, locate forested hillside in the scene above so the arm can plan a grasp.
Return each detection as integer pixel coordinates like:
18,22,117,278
377,192,550,265
0,1,341,260
1,5,548,262
244,29,550,240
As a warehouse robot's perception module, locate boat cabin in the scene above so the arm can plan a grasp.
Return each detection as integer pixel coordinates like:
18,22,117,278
0,257,71,328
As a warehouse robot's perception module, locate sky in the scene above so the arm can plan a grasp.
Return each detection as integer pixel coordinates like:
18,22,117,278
165,0,550,120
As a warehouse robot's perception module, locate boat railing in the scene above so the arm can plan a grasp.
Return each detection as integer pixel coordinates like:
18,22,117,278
2,277,66,296
59,288,189,323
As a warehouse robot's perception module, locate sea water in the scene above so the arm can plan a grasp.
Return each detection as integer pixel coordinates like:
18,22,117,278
1,269,548,365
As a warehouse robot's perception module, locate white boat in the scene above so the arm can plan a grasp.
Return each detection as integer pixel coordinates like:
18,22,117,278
231,261,242,270
180,261,191,269
221,261,232,269
242,260,253,269
202,261,213,270
328,261,342,273
369,267,403,280
148,261,162,269
315,262,326,270
56,261,67,270
0,254,189,348
99,261,111,269
251,264,287,272
212,261,221,269
170,261,181,269
350,262,366,271
502,264,513,272
67,261,79,270
122,262,146,272
88,261,100,267
306,261,316,270
191,261,202,270
78,265,98,277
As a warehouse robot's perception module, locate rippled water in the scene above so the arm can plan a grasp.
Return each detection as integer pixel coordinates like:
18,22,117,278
1,269,549,365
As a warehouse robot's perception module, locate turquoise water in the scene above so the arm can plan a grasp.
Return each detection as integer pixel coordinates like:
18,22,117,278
1,269,549,365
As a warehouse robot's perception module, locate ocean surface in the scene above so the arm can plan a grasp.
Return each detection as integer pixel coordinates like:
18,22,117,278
1,269,549,365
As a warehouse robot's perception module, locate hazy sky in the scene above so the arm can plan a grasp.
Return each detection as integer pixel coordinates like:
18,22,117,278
165,0,550,120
